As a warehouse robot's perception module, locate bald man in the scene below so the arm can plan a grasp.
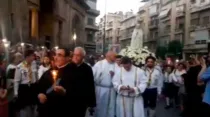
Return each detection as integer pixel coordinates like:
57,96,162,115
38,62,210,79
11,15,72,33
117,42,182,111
93,51,117,117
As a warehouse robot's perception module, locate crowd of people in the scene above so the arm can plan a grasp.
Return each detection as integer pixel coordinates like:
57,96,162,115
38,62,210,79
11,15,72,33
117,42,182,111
0,45,209,117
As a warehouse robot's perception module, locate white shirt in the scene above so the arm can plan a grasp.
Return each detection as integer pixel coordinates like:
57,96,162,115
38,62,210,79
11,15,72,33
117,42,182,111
172,69,186,86
38,65,50,79
144,68,163,95
164,72,173,83
14,61,38,96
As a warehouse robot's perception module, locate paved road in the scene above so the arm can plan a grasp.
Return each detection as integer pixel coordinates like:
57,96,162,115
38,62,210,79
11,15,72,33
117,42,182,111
8,88,180,117
156,100,180,117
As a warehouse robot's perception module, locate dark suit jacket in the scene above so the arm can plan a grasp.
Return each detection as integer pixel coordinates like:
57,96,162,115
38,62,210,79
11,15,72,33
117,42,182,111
37,63,77,117
37,62,96,117
73,62,96,116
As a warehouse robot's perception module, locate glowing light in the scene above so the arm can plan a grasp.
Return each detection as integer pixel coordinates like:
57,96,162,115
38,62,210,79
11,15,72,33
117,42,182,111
51,70,58,84
54,46,59,50
41,46,44,49
2,38,7,43
144,46,148,49
73,33,77,40
21,43,24,46
176,59,179,63
4,43,9,48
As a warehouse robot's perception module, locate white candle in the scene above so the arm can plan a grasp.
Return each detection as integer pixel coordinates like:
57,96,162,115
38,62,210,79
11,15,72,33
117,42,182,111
51,70,58,85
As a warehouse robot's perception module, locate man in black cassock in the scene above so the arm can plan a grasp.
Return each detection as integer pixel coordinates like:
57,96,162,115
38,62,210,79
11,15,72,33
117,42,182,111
37,47,79,117
72,47,96,117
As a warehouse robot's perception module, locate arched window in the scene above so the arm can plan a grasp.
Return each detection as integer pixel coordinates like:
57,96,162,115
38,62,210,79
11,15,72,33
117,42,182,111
72,15,81,41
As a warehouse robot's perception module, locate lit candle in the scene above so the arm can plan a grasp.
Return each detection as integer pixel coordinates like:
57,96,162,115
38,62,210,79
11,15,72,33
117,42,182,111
51,70,58,85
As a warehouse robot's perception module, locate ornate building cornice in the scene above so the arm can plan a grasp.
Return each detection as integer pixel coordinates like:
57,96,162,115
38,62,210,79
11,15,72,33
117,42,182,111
74,0,90,10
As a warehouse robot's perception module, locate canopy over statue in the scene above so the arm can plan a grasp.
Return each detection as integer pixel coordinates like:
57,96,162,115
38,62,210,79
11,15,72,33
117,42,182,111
119,20,155,66
130,21,143,49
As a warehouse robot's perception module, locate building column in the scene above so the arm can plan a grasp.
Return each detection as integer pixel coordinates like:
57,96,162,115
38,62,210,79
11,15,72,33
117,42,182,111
31,8,38,39
184,0,191,59
170,1,176,41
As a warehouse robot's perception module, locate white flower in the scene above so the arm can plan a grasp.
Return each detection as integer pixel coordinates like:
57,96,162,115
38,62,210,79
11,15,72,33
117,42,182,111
119,46,156,65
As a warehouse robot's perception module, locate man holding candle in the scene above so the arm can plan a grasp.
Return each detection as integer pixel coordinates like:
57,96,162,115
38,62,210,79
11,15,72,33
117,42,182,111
37,47,77,117
72,47,96,117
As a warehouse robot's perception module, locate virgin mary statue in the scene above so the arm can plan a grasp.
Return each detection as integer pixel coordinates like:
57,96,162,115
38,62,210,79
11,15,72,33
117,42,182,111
130,21,143,49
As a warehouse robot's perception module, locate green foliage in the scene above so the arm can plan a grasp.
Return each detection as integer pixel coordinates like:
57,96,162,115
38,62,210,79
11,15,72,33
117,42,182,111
156,46,167,60
156,40,183,59
167,40,183,57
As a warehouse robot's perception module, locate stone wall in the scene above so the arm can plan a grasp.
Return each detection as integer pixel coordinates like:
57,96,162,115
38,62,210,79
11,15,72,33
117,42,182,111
0,0,87,49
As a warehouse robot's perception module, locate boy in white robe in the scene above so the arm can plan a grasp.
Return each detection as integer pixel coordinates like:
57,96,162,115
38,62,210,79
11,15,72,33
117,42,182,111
113,56,148,117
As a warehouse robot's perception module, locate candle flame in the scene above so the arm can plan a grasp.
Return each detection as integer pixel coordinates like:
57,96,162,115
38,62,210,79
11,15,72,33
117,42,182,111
51,70,58,81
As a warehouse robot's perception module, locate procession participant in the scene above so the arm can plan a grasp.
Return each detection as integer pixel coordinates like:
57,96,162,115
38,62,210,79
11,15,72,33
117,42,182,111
38,55,51,79
163,65,174,109
113,56,147,117
37,47,76,117
93,51,117,117
0,60,8,117
14,49,38,117
143,56,163,117
7,53,23,87
198,56,210,116
183,56,203,117
171,62,186,107
72,47,96,117
115,55,122,68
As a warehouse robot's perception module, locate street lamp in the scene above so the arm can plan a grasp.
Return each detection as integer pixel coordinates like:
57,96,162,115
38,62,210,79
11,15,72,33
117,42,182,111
73,33,77,41
54,46,59,50
73,32,77,47
21,42,25,47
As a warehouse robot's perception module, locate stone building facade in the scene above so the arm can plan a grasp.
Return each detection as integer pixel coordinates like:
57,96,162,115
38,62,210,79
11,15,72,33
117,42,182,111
119,11,136,48
96,12,123,54
0,0,89,49
138,0,210,57
84,0,100,54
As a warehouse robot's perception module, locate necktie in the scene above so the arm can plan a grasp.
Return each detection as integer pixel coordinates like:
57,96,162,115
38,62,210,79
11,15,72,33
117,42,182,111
28,64,32,84
147,69,154,87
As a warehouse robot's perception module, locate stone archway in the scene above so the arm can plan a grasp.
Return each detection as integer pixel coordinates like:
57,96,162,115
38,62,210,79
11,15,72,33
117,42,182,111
72,14,81,45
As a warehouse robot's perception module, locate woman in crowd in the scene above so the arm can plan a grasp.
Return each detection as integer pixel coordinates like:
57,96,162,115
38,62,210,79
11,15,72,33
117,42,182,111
171,62,186,108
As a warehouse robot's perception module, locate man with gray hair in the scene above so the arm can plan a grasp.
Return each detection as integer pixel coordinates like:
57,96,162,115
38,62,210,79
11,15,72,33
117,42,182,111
72,47,96,117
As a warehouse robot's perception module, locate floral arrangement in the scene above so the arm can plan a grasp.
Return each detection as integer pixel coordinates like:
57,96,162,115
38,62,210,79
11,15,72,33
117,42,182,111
119,46,155,65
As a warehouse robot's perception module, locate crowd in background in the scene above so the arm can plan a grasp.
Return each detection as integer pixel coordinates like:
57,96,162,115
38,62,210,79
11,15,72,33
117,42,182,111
0,45,209,117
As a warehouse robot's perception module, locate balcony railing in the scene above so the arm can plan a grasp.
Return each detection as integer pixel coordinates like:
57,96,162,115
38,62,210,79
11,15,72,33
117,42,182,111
87,9,100,16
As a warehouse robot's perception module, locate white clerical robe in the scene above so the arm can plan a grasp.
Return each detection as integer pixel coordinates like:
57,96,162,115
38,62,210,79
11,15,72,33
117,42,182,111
93,59,117,117
113,65,148,117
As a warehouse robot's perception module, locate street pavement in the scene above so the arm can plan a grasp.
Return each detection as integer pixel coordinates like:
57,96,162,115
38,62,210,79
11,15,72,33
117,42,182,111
8,88,180,117
156,100,180,117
